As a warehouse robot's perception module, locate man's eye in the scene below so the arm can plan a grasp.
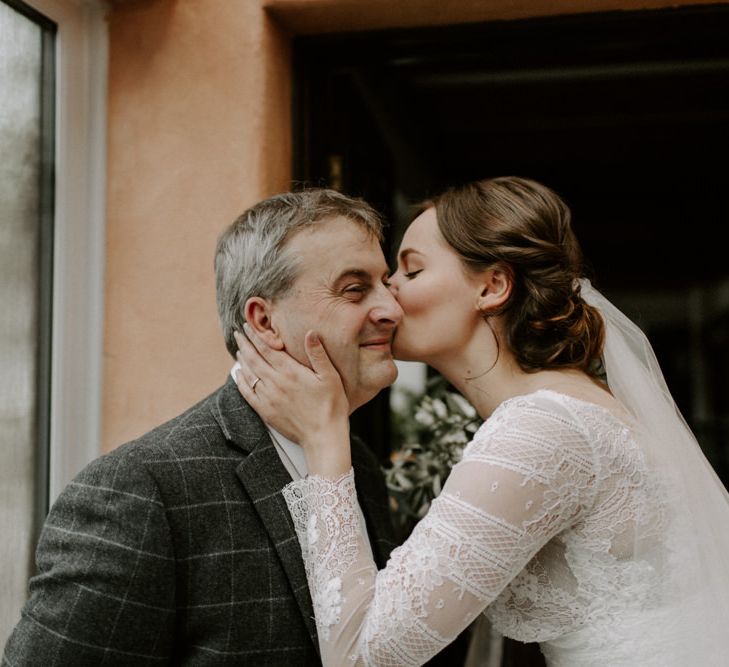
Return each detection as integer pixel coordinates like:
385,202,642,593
344,284,368,296
404,270,423,279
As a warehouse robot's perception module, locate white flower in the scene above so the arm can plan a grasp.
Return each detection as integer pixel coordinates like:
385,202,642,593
432,398,448,419
387,383,482,526
415,407,435,427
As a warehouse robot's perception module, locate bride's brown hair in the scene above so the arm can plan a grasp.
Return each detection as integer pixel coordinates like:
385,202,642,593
431,176,605,377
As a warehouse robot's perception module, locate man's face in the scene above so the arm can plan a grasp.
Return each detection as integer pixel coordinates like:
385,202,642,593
268,218,403,413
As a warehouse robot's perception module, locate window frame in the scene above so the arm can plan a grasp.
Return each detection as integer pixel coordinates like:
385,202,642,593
3,0,56,537
20,0,108,508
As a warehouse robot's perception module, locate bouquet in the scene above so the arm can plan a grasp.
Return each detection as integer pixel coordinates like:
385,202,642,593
386,375,482,536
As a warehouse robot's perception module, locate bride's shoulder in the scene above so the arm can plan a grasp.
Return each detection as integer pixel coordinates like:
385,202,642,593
465,390,592,456
494,388,628,426
491,389,585,425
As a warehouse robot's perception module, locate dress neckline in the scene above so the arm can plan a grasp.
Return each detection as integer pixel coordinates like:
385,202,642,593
501,388,634,430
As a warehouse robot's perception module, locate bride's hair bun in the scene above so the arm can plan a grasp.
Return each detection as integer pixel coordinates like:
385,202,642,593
432,176,605,376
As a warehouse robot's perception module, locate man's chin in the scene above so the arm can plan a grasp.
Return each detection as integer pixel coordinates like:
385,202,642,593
384,359,399,385
365,361,399,394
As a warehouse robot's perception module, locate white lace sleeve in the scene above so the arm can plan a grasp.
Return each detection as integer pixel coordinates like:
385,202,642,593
282,397,597,666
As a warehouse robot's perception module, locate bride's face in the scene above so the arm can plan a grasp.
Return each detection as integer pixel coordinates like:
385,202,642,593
388,207,485,365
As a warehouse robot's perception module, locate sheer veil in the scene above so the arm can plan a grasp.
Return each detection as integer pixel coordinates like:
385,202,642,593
579,279,729,661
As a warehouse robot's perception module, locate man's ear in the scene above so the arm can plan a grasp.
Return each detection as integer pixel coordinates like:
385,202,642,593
243,297,285,350
475,265,513,314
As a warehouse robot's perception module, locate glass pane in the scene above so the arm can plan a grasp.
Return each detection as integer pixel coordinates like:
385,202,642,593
0,0,47,648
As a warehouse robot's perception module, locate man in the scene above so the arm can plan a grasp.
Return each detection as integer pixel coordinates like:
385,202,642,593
3,189,402,665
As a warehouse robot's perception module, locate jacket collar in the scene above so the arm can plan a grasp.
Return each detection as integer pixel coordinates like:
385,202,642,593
210,378,318,646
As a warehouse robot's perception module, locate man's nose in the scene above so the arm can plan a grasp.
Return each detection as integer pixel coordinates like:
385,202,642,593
371,284,403,325
387,275,399,298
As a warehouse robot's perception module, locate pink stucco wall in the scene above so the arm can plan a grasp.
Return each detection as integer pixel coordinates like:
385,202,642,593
104,0,291,450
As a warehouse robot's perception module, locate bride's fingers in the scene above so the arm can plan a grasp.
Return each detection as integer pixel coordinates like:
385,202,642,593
240,323,288,370
233,362,261,404
304,331,337,379
233,357,257,390
233,330,278,382
235,358,290,420
234,355,281,408
233,330,282,386
234,328,275,372
234,329,268,364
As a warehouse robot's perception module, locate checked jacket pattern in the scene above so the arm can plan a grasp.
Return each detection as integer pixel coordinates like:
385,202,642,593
2,378,396,666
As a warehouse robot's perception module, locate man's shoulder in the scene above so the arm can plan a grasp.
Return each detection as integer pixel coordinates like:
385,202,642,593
90,380,252,472
121,385,225,453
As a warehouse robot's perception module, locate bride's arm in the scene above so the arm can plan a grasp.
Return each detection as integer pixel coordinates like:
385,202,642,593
282,405,595,666
234,329,596,666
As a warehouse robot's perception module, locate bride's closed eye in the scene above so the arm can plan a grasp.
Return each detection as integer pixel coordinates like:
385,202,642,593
384,266,421,284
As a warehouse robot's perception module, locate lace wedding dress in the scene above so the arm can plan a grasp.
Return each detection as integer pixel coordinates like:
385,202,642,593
282,281,729,666
284,390,680,666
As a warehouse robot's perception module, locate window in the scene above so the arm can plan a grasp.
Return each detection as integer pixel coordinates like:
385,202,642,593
0,0,55,646
0,0,106,647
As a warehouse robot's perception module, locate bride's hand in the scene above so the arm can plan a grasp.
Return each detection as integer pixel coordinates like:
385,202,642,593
233,325,352,477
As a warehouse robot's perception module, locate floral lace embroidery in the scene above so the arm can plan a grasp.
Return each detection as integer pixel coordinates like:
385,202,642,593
282,391,673,666
283,470,360,640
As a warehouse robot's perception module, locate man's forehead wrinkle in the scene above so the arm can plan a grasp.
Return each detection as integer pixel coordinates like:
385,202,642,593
303,267,348,299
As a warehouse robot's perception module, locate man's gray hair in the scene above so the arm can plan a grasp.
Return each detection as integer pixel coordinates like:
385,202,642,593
215,188,384,357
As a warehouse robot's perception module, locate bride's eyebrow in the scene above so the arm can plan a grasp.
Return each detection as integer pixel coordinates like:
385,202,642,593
398,248,423,262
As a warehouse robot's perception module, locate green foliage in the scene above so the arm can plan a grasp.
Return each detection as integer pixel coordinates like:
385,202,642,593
385,375,482,536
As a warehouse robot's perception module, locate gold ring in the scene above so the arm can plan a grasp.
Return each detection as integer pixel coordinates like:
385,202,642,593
251,377,261,392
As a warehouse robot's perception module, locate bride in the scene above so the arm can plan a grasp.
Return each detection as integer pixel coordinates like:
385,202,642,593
234,176,729,666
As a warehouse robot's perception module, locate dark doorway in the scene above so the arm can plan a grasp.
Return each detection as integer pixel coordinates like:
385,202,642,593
293,4,729,665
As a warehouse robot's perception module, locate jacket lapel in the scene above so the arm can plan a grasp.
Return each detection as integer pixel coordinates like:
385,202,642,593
210,378,318,650
211,377,398,648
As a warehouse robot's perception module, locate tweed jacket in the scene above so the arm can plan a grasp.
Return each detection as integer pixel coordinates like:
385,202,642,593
2,377,397,666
